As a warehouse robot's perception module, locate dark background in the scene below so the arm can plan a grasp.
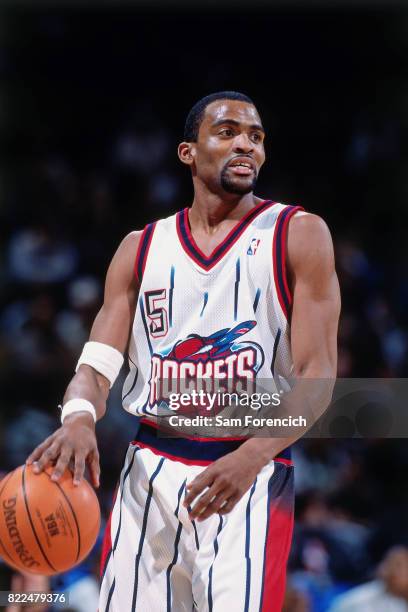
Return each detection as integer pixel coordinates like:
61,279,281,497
0,5,407,611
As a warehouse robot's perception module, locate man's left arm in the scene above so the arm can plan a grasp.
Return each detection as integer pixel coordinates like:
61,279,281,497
184,213,341,520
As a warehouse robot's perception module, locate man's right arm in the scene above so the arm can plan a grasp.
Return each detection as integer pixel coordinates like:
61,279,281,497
26,231,142,487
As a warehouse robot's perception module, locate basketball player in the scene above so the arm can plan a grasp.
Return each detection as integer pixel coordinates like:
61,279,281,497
27,92,340,612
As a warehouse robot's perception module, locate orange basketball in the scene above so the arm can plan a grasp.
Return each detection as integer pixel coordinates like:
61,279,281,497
0,464,100,575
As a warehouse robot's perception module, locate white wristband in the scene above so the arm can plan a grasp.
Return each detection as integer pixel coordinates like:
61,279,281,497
61,399,97,424
75,341,124,388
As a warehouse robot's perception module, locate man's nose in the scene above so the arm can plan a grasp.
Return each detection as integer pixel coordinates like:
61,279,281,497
233,133,253,153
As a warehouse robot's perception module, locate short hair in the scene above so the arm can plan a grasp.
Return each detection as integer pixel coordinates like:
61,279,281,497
184,91,255,142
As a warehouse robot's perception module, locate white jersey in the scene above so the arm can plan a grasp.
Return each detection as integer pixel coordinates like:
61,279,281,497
122,199,303,425
100,200,300,612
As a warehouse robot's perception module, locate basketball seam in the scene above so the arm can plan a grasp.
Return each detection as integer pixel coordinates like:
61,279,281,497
22,465,57,572
0,532,16,565
0,470,20,565
49,474,82,563
0,470,15,502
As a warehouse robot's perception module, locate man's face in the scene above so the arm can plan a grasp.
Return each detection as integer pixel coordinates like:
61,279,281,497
190,99,266,195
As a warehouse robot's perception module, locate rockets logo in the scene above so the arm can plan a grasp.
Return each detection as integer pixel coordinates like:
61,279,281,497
170,320,256,361
148,320,265,412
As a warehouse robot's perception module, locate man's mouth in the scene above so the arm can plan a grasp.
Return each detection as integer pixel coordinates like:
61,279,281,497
227,158,255,176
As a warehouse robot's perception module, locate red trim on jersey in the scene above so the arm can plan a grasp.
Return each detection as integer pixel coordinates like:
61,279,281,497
134,227,147,283
177,200,277,271
99,485,119,578
138,419,293,465
261,504,294,611
274,457,294,467
130,439,213,466
280,208,303,305
139,417,248,442
134,222,157,284
176,210,208,268
143,223,156,275
272,206,304,320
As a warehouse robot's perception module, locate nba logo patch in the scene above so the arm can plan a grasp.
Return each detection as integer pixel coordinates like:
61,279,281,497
247,238,260,255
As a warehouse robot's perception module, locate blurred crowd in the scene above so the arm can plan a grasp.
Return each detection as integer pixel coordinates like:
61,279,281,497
1,8,408,612
0,114,407,612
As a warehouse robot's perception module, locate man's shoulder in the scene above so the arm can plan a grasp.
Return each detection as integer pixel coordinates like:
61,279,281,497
286,209,336,284
120,230,143,254
287,211,333,257
288,210,330,236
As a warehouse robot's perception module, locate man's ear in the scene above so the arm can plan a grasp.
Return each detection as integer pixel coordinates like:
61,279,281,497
178,142,195,166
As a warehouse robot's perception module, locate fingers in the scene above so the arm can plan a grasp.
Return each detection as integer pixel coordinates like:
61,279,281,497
50,450,73,482
73,451,86,486
31,443,61,474
88,449,100,488
184,467,244,520
183,471,213,508
26,436,54,465
26,428,100,487
191,486,234,521
188,483,221,520
218,494,240,515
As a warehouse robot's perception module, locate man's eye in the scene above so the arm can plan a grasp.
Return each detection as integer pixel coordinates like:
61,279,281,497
251,133,262,143
220,128,234,137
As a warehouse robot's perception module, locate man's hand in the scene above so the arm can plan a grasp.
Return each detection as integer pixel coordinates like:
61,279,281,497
183,446,265,521
26,413,100,488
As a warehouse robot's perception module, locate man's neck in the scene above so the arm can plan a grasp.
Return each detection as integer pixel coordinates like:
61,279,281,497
189,190,263,234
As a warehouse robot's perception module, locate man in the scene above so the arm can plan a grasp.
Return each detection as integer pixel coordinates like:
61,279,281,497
27,91,340,611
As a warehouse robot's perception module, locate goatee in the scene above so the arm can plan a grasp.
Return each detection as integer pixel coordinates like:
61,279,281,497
220,166,258,195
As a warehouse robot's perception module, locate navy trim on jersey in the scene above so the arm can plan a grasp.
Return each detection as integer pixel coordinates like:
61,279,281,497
274,207,294,314
192,518,200,550
177,200,276,271
208,516,224,611
113,447,139,552
136,422,246,460
234,257,241,321
270,328,281,377
135,222,156,284
135,421,292,462
244,477,258,612
139,296,153,356
166,480,186,612
104,578,115,612
200,292,209,317
101,549,112,585
253,288,261,313
100,484,120,584
169,266,175,327
273,205,304,318
258,474,274,612
132,457,165,609
122,365,138,402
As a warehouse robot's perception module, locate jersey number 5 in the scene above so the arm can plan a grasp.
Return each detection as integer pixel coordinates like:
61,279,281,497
144,290,169,338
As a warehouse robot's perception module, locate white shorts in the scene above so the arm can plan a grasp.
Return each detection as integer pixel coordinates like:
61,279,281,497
99,421,294,612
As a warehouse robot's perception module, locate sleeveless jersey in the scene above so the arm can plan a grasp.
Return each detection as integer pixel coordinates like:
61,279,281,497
122,200,302,429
